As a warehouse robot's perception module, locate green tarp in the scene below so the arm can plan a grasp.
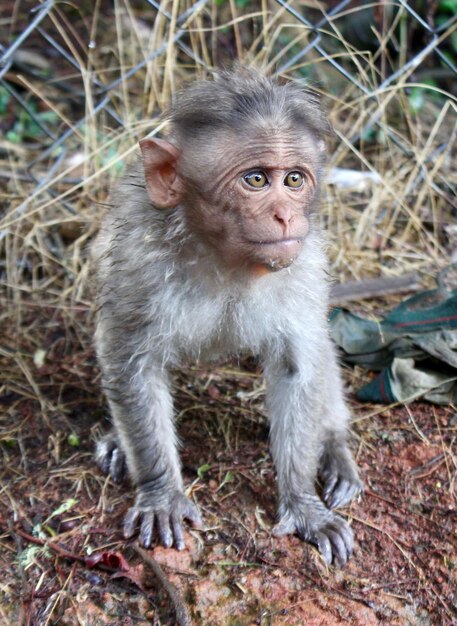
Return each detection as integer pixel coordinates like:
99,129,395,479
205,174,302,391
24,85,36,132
330,271,457,405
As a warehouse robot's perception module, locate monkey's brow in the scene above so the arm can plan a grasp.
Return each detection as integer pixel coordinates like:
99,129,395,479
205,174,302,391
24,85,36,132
224,148,312,169
244,162,305,171
235,140,314,161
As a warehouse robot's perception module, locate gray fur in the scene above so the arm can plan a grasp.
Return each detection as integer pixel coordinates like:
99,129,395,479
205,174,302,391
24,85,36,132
93,69,361,564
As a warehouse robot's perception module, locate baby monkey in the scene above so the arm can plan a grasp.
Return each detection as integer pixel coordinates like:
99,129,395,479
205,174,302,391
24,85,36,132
94,68,362,566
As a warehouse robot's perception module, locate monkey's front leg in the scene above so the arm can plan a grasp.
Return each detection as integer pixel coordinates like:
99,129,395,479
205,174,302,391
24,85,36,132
98,357,201,550
265,358,354,566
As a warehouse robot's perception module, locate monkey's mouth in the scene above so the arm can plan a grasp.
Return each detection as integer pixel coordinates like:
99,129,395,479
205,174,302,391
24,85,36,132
248,237,304,250
248,238,304,271
250,237,303,246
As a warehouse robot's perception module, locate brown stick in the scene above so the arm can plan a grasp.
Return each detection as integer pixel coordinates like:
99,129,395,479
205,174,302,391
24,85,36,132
330,273,421,305
13,527,87,563
132,544,192,626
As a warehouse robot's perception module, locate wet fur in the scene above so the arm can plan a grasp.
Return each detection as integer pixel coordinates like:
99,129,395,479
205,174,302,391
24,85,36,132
93,68,361,564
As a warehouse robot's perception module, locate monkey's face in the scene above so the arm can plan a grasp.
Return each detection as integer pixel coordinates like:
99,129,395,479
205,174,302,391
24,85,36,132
181,133,322,273
140,131,323,274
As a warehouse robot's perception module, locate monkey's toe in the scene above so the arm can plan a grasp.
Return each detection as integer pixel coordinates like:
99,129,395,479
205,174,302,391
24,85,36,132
273,499,354,566
310,517,354,566
95,433,127,483
319,446,362,509
324,477,362,510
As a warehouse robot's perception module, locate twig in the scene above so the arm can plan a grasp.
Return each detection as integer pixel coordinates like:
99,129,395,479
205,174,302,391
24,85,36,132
13,527,87,563
132,544,192,626
330,273,422,304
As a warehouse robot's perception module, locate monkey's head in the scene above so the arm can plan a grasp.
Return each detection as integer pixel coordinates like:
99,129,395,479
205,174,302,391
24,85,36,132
140,68,331,275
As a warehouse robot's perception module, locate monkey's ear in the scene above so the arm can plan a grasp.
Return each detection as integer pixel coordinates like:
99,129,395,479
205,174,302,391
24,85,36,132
139,137,183,208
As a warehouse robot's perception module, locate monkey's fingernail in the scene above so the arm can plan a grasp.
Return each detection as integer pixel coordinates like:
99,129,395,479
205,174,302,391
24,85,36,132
123,508,140,538
175,538,185,551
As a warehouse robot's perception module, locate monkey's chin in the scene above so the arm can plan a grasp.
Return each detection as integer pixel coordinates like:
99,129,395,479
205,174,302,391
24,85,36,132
265,257,295,271
250,255,297,276
250,238,303,273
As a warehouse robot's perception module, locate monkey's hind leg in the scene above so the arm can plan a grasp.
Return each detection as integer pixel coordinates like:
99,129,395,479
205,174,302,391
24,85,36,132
316,342,363,510
265,330,365,567
95,431,128,484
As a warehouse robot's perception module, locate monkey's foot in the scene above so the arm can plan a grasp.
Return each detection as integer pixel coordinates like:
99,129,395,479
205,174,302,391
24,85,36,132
319,443,363,510
95,432,127,483
272,497,354,566
124,490,202,551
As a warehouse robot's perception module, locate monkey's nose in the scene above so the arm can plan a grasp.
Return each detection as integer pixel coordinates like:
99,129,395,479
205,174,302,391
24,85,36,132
273,206,294,231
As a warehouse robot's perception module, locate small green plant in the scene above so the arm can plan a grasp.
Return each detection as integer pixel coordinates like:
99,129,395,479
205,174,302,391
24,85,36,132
197,463,212,479
407,79,440,113
0,85,59,143
67,433,80,446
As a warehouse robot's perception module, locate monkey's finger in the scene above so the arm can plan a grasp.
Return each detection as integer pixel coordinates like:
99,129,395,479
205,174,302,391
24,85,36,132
312,531,332,565
123,507,141,539
328,480,359,509
326,479,349,509
171,516,185,551
345,481,363,505
139,511,155,548
110,448,126,483
99,452,111,475
337,521,354,556
156,512,173,548
96,438,116,474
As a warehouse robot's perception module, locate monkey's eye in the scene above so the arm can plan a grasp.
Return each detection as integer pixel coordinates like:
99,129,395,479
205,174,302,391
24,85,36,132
243,171,268,188
284,171,304,188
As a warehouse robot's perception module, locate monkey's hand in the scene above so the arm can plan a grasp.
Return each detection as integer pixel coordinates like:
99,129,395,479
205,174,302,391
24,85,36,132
272,496,354,566
319,442,363,510
123,489,202,551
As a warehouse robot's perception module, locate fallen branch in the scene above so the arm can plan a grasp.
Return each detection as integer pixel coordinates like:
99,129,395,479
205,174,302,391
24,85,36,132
132,544,192,626
14,527,87,565
330,273,421,304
